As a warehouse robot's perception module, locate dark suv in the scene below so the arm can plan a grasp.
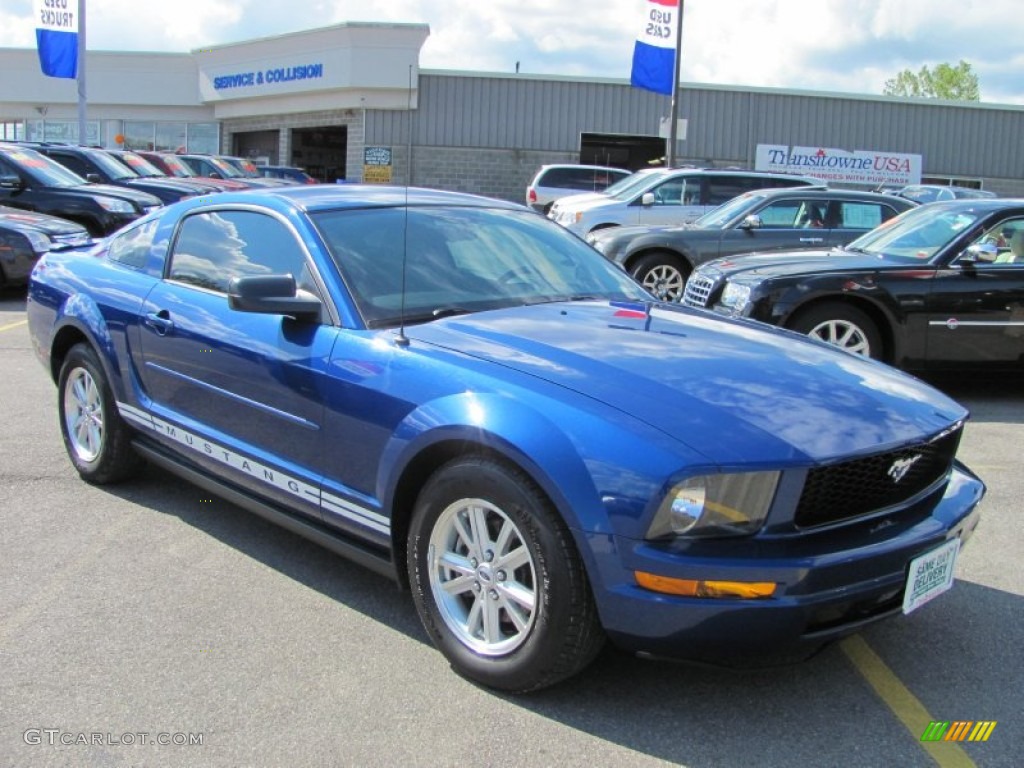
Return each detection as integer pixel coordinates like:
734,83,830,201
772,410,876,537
23,143,209,204
587,187,914,301
0,143,161,236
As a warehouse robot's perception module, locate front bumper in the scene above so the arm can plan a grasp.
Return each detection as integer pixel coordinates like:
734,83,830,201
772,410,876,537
584,464,984,664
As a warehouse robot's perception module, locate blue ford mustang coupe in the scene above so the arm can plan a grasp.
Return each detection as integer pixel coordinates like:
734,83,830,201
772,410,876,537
27,185,985,692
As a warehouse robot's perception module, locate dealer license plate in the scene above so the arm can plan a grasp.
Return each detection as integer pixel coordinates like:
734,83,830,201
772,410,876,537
902,538,960,615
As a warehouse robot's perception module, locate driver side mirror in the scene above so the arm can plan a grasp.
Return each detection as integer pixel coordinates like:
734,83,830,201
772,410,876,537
0,174,23,189
739,214,762,230
228,274,322,321
962,243,998,264
641,192,656,207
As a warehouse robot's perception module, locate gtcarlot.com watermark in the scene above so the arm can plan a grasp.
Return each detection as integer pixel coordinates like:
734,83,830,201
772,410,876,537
24,729,204,747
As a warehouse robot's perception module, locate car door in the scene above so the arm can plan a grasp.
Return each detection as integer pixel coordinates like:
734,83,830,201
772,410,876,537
137,207,338,517
924,216,1024,366
634,176,703,226
716,196,829,257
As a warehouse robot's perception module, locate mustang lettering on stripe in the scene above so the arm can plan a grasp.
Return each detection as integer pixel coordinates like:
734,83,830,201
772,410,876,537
117,402,390,535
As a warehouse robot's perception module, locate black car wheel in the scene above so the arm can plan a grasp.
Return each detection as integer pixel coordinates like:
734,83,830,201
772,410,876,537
789,303,883,359
632,251,690,302
58,343,143,484
407,455,604,693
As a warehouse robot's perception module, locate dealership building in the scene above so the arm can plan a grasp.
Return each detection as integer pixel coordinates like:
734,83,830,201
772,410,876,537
2,21,1024,201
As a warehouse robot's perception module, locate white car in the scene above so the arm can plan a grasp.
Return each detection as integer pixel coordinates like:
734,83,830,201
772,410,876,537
525,164,631,214
548,168,821,236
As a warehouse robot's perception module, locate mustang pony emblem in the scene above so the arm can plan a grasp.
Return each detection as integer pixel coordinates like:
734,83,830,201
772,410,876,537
888,455,923,483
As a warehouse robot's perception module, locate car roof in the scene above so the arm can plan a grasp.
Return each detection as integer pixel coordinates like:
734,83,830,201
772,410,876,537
174,184,527,213
743,188,909,202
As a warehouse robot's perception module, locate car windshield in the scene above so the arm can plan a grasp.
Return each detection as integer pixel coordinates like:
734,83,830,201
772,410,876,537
844,203,983,262
206,157,245,178
691,192,764,229
605,170,667,201
2,147,88,188
155,154,196,177
313,205,651,328
87,149,138,180
113,152,165,177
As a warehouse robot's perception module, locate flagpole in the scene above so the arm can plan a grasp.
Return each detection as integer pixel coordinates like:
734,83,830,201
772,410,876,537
77,0,87,145
666,0,684,168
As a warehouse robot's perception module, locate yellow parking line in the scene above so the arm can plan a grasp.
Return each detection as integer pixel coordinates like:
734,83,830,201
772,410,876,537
0,319,28,332
841,635,976,768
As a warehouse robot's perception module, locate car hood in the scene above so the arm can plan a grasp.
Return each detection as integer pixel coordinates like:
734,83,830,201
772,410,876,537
408,301,966,466
704,247,901,280
0,206,86,235
72,183,162,207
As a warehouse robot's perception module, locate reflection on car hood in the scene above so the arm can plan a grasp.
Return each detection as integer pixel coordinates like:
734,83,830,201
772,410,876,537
551,191,610,210
0,206,87,235
703,248,907,280
410,301,965,466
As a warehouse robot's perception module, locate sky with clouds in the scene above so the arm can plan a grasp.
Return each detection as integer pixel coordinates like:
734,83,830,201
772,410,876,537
4,0,1024,105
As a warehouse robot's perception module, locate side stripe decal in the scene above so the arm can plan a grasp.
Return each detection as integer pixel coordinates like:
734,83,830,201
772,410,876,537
117,402,390,536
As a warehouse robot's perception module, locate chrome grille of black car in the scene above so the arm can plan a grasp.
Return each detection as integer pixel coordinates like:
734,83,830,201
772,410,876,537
683,275,714,308
795,425,962,528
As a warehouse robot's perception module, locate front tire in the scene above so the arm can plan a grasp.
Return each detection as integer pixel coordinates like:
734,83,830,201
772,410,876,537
58,343,142,484
788,303,883,359
631,251,690,302
407,456,604,692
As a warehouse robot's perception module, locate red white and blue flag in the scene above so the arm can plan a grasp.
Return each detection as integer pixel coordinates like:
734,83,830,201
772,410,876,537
630,0,679,95
34,0,79,79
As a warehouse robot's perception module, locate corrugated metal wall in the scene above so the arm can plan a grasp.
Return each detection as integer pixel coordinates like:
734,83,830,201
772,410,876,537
367,73,1024,184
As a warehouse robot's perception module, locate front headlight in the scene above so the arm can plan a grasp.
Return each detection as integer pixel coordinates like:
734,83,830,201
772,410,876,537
719,281,752,312
646,471,779,539
24,230,53,254
95,196,135,213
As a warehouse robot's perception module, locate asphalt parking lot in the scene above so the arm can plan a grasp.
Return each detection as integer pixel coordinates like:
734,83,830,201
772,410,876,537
1,288,1020,768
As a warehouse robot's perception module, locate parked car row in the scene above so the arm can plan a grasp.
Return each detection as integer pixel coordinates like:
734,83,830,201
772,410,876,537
0,142,322,286
681,198,1024,371
547,167,822,235
587,187,914,301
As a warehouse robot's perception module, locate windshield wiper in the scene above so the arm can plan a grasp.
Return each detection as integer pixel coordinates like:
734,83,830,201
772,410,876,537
431,306,474,319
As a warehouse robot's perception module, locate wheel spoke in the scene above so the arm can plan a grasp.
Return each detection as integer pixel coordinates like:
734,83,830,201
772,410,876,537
481,591,503,644
498,580,535,613
496,542,531,573
497,591,531,633
468,504,493,554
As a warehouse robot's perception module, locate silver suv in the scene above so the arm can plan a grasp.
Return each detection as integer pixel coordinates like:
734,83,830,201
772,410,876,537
548,168,821,236
526,164,631,214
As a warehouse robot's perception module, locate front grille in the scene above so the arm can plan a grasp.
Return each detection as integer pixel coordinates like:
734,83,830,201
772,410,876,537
683,275,714,307
794,425,962,528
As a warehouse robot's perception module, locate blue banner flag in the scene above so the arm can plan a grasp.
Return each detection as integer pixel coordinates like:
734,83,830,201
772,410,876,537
630,0,679,95
34,0,79,79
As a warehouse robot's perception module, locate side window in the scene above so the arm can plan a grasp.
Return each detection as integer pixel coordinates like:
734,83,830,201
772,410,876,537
650,178,688,206
754,200,804,228
168,210,313,293
49,153,90,178
835,202,887,230
970,218,1024,265
107,218,159,270
706,178,757,206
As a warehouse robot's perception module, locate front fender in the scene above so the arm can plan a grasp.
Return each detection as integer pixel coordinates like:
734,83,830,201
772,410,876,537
378,390,687,540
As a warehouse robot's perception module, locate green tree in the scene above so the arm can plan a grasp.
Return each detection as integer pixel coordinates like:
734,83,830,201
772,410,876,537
883,60,980,101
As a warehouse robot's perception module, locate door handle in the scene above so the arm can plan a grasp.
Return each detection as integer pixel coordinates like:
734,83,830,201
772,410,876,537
798,237,824,243
144,310,174,336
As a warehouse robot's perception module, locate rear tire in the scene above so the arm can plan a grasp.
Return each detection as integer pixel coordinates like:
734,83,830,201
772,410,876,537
631,251,690,302
58,343,143,484
407,456,605,693
788,303,883,359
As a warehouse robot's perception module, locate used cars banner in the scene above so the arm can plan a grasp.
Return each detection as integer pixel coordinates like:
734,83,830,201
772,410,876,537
756,144,922,187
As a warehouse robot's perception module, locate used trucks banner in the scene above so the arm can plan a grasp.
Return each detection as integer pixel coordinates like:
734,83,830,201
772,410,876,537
756,144,922,186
